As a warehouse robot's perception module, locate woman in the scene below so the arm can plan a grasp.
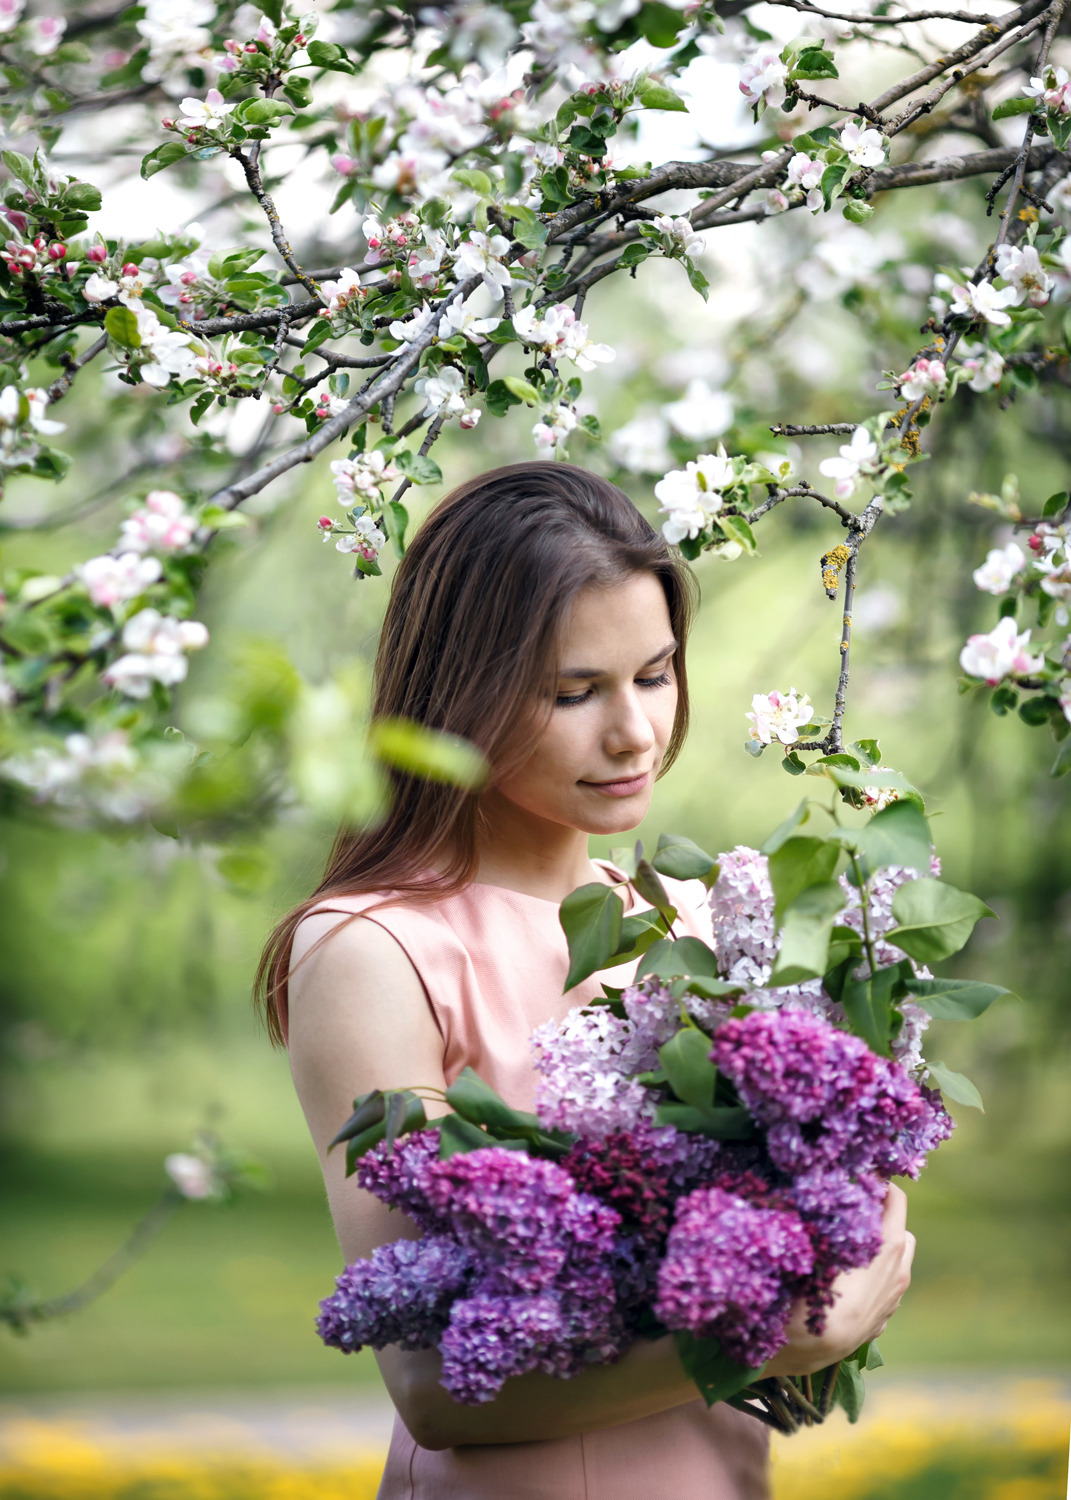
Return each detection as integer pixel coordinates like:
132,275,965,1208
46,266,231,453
259,462,914,1500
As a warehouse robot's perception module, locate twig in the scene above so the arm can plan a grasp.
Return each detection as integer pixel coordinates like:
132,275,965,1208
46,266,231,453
45,331,108,404
818,1360,842,1416
232,146,322,299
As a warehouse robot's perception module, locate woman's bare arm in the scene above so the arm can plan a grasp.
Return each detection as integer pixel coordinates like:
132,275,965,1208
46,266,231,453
287,914,914,1450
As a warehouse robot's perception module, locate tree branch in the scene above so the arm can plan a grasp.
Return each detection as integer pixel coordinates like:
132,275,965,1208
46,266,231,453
231,146,322,300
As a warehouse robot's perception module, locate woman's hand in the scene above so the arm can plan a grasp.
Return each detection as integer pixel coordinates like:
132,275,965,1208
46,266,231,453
764,1182,915,1378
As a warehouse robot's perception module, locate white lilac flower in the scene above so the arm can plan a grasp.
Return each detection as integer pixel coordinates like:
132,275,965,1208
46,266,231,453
0,0,25,33
532,405,578,449
177,89,236,130
26,13,65,54
739,46,789,109
1023,65,1071,114
77,552,162,609
164,1152,219,1200
745,687,814,747
608,414,672,474
137,0,215,82
972,541,1025,596
330,451,399,503
898,357,947,403
958,342,1004,393
120,490,197,553
959,615,1045,684
320,268,364,317
949,278,1019,326
82,271,119,303
336,514,387,561
437,300,500,340
24,388,65,436
994,244,1054,308
455,231,513,292
651,214,705,263
840,121,886,168
818,425,879,499
102,608,209,698
654,449,734,544
662,379,733,443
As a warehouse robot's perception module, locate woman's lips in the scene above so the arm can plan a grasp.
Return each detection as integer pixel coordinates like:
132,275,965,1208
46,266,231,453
580,771,650,798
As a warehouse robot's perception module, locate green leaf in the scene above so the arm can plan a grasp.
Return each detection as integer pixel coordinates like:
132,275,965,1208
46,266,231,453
659,1029,717,1110
485,378,522,417
782,751,806,775
328,1090,385,1149
635,935,720,982
651,833,717,882
503,374,540,404
767,836,839,924
60,181,102,212
685,260,709,301
605,909,666,966
717,513,757,554
811,762,918,796
833,1359,866,1422
619,243,650,268
560,883,625,990
140,141,188,180
908,977,1010,1021
992,96,1037,120
791,46,839,80
926,1060,984,1111
210,246,267,277
104,305,141,348
655,1102,755,1138
768,880,846,985
369,717,487,788
675,1332,764,1406
306,39,355,72
446,1067,543,1135
632,858,677,924
842,199,874,225
393,450,443,486
452,167,494,196
761,799,810,855
303,315,334,352
637,80,689,112
437,1114,497,1157
1,150,34,183
830,799,932,876
840,965,898,1056
237,97,294,126
1052,737,1071,778
380,500,408,558
1042,491,1068,519
886,878,996,963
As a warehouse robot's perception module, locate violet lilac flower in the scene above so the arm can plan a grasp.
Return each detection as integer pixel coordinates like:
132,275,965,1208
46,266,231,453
316,1235,471,1353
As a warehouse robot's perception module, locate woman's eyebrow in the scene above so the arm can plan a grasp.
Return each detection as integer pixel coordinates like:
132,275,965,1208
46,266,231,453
558,641,678,679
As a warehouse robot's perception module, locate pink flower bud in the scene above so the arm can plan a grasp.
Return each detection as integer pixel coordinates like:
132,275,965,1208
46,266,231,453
122,262,139,277
33,236,46,251
272,402,285,414
180,271,197,284
87,242,108,263
294,32,306,45
3,209,29,235
244,41,258,52
7,262,21,275
48,242,67,260
179,292,193,303
1029,534,1043,553
330,154,356,177
317,515,333,530
224,38,240,53
161,117,175,128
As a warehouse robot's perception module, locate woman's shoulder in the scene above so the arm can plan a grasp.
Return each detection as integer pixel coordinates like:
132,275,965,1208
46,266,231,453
659,873,714,940
293,885,474,968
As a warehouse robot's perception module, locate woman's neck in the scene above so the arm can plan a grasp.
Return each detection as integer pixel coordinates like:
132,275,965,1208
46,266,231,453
474,789,612,903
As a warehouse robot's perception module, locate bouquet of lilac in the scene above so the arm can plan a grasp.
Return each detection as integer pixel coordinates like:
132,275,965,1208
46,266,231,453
317,786,1008,1432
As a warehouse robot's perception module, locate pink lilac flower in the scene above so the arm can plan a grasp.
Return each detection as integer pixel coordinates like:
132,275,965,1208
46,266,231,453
655,1185,814,1365
532,1005,656,1137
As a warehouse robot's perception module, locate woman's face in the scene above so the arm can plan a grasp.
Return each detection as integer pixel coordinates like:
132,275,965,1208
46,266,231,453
494,571,680,837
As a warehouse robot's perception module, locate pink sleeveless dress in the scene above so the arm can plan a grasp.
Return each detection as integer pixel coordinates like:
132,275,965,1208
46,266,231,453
298,871,770,1500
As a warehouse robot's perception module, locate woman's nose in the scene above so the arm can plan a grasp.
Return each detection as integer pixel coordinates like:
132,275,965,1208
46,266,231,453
603,686,657,757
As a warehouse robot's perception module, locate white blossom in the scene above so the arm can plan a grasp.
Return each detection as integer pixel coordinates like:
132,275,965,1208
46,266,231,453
651,214,705,263
24,388,65,436
862,771,901,812
786,152,824,212
455,230,513,292
2,729,151,822
82,271,119,303
126,303,201,388
1023,64,1071,114
102,609,209,698
1037,554,1071,602
1059,678,1071,724
994,244,1054,308
437,300,501,341
746,687,814,747
899,356,947,402
371,147,451,203
414,364,478,423
662,379,733,443
330,451,399,503
177,89,236,131
512,303,614,370
764,189,790,216
840,121,886,168
950,278,1019,326
0,0,25,33
335,514,387,560
77,552,162,609
320,268,364,317
137,0,215,81
818,425,879,499
165,1153,219,1200
608,413,672,474
739,46,789,109
972,541,1025,596
388,300,436,343
958,342,1004,393
654,449,734,544
120,490,197,554
26,13,65,54
959,615,1045,684
532,404,578,449
408,226,452,288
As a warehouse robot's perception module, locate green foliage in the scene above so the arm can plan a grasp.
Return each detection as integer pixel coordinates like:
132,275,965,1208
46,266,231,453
887,879,995,963
674,1331,764,1405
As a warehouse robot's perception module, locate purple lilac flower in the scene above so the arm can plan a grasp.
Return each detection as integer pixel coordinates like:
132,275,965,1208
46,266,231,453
532,1005,655,1137
422,1148,620,1295
357,1129,443,1230
622,977,737,1054
655,1186,814,1366
710,1009,953,1179
316,1235,472,1353
562,1121,724,1248
439,1294,565,1403
788,1168,885,1331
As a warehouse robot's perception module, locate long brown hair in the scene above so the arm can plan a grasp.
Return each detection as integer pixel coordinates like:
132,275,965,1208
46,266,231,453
256,460,697,1043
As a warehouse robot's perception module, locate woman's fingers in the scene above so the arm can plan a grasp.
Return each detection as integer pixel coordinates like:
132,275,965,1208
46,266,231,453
882,1181,908,1234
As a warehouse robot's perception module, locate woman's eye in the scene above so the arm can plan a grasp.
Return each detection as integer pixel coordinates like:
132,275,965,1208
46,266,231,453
636,671,672,689
555,689,592,708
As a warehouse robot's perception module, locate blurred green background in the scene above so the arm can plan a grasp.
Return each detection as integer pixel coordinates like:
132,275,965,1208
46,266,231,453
2,180,1070,1401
